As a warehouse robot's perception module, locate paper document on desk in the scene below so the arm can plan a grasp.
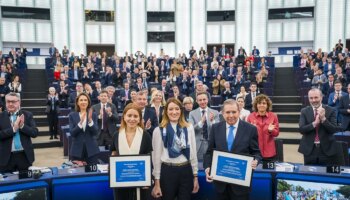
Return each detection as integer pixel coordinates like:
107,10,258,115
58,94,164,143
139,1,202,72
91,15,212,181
97,164,108,173
29,166,52,173
275,163,294,172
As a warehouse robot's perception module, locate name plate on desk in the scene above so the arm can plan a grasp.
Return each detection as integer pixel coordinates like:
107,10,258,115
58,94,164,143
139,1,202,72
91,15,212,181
210,150,253,187
326,166,341,174
18,170,33,179
109,155,151,188
85,164,98,173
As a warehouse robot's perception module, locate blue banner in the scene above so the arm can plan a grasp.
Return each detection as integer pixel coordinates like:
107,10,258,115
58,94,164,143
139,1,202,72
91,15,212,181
216,155,247,180
115,160,146,182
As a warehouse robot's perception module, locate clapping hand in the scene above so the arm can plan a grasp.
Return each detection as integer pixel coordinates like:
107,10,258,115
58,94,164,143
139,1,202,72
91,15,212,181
145,119,151,129
12,115,21,132
268,123,275,132
80,112,86,125
88,108,93,123
19,114,25,128
318,107,326,122
209,112,215,122
105,107,112,116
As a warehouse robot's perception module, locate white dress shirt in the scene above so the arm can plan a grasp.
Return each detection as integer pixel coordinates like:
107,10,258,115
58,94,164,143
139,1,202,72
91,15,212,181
152,124,198,179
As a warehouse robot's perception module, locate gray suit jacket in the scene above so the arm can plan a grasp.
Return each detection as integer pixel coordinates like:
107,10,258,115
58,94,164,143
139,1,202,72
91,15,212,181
189,107,220,160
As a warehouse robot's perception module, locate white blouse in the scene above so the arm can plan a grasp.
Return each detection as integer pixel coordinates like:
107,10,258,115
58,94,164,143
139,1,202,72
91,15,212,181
152,124,198,179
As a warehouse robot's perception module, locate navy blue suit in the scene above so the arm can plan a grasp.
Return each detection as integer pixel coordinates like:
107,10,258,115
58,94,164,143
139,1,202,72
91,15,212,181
143,107,158,136
69,112,100,161
204,120,261,198
251,49,260,57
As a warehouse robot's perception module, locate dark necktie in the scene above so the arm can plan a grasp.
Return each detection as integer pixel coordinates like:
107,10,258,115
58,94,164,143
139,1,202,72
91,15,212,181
202,110,208,140
314,109,320,143
51,97,55,110
103,106,108,131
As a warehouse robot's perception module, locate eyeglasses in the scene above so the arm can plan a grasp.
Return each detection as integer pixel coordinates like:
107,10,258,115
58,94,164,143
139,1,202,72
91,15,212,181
6,100,19,104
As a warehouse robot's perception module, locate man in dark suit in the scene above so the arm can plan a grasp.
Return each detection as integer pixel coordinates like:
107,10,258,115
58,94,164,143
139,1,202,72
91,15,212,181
204,99,261,200
119,82,131,105
322,74,335,103
299,88,343,165
244,82,259,111
251,46,260,57
57,80,69,108
189,46,196,58
135,91,158,136
219,44,228,57
68,82,84,110
49,43,57,57
92,90,118,147
159,79,170,100
0,77,10,104
339,84,350,131
91,81,102,105
0,92,39,173
68,65,82,82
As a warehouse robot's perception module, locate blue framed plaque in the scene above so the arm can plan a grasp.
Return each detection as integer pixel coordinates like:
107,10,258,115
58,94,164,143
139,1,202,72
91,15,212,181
109,154,151,188
210,150,254,187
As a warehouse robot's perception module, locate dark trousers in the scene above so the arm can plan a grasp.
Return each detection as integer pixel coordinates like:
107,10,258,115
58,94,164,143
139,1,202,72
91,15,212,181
0,151,31,173
98,130,113,146
47,111,58,136
160,163,194,200
71,144,99,165
304,144,343,166
113,188,151,200
216,185,250,200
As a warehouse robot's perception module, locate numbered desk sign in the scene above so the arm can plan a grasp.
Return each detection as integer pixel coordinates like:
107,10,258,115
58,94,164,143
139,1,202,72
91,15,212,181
210,150,254,187
18,170,33,179
262,161,275,170
85,164,98,173
326,166,341,174
109,155,151,188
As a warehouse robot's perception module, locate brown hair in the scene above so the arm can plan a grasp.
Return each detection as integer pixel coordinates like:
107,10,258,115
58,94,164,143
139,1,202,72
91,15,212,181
120,103,144,130
75,92,92,112
160,98,189,128
252,94,272,112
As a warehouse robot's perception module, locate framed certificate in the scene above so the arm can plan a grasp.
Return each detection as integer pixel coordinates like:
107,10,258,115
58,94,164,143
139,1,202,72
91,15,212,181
210,150,254,187
109,154,152,188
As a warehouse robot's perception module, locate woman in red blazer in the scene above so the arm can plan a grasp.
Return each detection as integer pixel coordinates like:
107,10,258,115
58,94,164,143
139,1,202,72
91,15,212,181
247,94,279,161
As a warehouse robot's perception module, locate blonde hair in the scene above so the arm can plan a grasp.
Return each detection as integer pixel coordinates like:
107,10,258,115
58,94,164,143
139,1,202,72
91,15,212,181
160,98,189,128
150,90,166,106
183,97,194,105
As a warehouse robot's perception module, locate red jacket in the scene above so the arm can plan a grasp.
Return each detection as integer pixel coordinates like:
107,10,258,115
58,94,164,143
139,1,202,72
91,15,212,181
247,112,279,158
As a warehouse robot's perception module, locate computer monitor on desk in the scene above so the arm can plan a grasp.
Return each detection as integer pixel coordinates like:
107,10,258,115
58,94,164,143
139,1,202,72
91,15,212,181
0,181,49,200
276,172,350,200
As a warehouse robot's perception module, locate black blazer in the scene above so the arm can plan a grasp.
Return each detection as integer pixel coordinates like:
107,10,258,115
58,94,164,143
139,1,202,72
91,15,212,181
339,96,350,131
298,105,341,157
0,110,39,166
45,96,60,114
110,131,152,155
244,93,258,112
92,102,118,137
204,120,261,196
143,107,159,136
